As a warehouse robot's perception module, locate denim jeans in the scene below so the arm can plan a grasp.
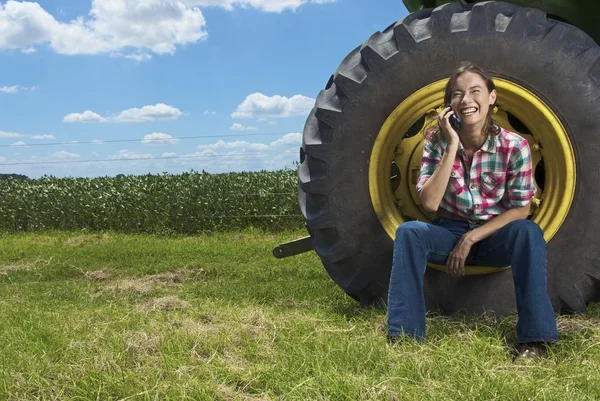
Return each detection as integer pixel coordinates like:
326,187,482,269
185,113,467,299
387,217,559,344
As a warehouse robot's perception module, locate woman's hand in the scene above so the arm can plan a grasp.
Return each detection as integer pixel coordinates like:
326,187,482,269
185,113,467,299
438,106,460,146
446,233,476,277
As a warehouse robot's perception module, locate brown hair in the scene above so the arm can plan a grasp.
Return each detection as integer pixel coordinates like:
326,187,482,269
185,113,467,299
425,61,500,145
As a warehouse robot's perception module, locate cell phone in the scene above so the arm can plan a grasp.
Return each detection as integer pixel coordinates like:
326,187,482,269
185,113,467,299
446,103,461,130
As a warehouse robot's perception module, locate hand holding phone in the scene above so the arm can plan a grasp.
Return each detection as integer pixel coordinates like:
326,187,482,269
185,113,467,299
446,103,461,130
438,104,461,146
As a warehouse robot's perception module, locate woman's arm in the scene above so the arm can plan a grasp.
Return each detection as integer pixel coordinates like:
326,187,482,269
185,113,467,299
445,204,530,277
419,142,458,212
465,204,529,243
418,107,461,212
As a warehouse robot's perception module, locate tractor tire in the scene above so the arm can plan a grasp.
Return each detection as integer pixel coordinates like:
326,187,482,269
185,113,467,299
298,1,600,315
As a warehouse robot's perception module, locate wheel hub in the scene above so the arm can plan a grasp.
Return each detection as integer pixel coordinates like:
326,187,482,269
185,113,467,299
369,78,575,275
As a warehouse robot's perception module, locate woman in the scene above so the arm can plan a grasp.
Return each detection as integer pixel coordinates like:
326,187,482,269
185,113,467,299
386,62,558,358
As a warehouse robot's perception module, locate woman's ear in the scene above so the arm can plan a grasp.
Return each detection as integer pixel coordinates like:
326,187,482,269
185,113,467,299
489,89,497,106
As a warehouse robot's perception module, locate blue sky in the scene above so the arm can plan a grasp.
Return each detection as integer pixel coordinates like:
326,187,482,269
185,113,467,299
0,0,409,178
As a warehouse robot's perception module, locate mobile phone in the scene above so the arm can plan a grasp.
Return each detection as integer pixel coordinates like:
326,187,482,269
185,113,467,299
446,103,461,130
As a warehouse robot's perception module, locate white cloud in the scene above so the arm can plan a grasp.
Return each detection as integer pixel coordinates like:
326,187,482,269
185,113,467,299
269,132,302,147
187,0,335,13
63,103,183,123
196,132,300,152
114,104,183,122
0,85,36,93
187,132,301,171
10,141,26,147
0,0,208,57
0,85,18,93
91,151,99,157
0,0,334,62
258,117,277,125
31,134,55,140
52,151,80,159
230,122,257,131
0,130,21,138
231,93,314,119
162,152,177,157
110,149,153,160
197,139,267,151
141,132,179,145
203,110,216,115
63,110,105,123
91,139,104,144
0,156,5,162
110,52,152,62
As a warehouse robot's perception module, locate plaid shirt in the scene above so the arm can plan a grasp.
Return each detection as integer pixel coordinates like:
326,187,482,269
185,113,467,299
416,128,536,221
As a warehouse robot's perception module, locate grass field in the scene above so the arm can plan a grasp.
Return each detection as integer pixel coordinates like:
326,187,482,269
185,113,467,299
1,230,600,400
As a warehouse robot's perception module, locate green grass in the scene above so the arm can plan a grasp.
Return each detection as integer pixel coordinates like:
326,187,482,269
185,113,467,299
1,230,600,400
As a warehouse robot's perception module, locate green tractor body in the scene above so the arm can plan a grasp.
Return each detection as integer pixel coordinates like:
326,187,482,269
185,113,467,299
403,0,600,43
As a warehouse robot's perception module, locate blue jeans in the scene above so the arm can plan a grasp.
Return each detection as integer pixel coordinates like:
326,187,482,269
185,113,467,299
387,217,558,344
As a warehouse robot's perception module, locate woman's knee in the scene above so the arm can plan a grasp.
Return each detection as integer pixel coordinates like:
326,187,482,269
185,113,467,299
395,221,430,240
508,219,544,238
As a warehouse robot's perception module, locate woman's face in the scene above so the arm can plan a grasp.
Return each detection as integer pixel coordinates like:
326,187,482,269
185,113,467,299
449,71,497,128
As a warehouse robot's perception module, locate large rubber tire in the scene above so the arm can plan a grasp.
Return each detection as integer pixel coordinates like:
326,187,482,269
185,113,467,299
298,1,600,315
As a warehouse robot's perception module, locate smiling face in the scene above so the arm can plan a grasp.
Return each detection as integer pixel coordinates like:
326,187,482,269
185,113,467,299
449,71,497,129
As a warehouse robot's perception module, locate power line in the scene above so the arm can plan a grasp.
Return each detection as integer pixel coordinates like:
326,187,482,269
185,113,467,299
200,214,302,219
0,152,299,167
197,192,296,197
0,132,298,149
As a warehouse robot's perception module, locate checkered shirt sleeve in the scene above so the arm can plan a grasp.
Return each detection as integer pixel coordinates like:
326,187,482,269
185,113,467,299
505,137,536,207
416,136,439,194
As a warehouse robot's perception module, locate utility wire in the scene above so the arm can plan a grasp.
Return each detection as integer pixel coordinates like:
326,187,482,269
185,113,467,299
200,214,302,219
196,192,296,197
0,132,297,149
0,152,299,167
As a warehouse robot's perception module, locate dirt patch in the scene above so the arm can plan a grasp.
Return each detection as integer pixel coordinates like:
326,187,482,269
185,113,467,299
104,268,201,295
0,262,33,274
233,309,278,345
230,233,276,242
146,272,183,283
221,351,251,375
0,258,53,275
64,234,111,247
217,384,272,401
172,316,219,337
107,279,153,294
27,237,55,246
84,269,111,281
145,268,201,284
125,331,159,355
198,312,213,324
557,316,600,333
144,296,190,312
64,236,86,247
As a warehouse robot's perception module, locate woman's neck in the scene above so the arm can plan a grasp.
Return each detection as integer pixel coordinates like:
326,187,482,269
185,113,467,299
459,121,487,151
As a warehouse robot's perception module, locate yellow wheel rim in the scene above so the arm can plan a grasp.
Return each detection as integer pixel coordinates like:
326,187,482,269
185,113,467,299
369,78,575,275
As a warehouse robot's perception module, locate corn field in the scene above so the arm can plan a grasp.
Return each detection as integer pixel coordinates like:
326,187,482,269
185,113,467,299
0,170,303,234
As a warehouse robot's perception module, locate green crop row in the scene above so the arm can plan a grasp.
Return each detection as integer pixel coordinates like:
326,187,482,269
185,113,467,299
0,169,304,234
